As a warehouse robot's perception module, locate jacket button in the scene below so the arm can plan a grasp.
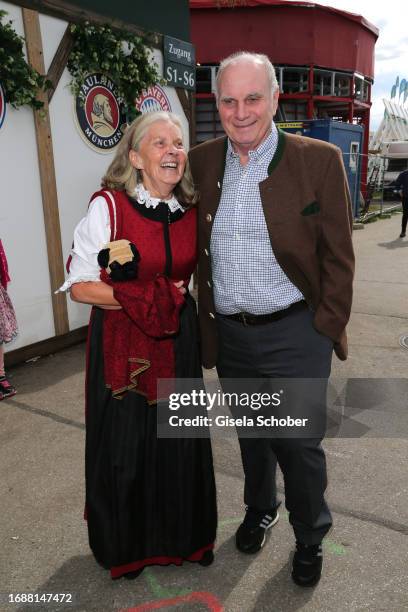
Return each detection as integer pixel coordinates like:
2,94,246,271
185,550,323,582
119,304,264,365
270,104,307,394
209,312,215,319
204,248,209,256
206,213,212,222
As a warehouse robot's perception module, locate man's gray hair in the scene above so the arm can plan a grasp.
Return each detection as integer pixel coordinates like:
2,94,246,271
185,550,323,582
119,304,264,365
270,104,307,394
215,51,279,103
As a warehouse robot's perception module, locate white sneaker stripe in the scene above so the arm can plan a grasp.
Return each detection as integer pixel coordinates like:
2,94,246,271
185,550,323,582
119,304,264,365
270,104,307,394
260,512,280,528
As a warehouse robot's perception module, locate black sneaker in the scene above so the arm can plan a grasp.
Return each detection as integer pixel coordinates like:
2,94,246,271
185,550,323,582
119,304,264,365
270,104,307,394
400,232,406,238
235,507,279,554
292,541,323,587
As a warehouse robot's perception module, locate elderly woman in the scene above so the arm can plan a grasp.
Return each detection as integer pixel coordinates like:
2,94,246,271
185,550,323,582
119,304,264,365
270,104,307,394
61,111,217,579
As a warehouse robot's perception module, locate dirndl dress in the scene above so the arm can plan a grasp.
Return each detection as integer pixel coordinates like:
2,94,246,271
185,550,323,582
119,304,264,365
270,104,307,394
82,190,217,579
0,286,18,344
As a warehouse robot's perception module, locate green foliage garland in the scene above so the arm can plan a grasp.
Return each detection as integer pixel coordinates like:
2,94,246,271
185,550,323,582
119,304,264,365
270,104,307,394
68,23,162,123
0,10,48,110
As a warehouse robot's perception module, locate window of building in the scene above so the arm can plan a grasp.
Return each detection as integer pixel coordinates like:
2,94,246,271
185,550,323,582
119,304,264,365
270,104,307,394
334,73,351,97
196,65,218,94
196,67,212,94
280,67,309,94
387,158,408,172
349,141,360,171
313,69,333,96
354,76,370,102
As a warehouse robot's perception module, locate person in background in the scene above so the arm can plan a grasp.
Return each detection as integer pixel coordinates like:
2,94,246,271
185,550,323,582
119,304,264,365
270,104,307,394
395,168,408,237
59,111,217,580
0,239,18,400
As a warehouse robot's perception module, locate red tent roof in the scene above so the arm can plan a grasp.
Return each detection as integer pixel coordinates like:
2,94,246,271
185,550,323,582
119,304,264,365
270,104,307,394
190,0,378,77
190,0,379,37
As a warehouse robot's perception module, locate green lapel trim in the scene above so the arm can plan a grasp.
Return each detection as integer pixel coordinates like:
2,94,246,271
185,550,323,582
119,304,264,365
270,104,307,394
301,201,320,216
267,128,286,176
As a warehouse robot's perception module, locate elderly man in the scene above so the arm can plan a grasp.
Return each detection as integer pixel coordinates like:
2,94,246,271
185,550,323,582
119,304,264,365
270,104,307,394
189,52,354,587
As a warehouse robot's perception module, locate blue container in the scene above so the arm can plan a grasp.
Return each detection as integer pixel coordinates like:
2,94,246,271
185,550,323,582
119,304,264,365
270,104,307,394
276,119,364,218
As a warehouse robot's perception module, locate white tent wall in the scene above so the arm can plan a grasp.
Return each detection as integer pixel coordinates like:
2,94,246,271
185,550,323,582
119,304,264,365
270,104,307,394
1,1,190,355
1,1,55,350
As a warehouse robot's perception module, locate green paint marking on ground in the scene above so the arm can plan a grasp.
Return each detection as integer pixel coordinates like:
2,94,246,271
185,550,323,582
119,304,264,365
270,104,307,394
144,568,192,599
282,509,347,556
323,540,347,556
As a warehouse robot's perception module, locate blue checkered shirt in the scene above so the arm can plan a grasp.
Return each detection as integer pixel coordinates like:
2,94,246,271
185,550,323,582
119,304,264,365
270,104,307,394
210,123,304,315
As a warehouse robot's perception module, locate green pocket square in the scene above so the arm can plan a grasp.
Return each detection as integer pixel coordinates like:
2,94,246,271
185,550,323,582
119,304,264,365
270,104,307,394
301,201,320,216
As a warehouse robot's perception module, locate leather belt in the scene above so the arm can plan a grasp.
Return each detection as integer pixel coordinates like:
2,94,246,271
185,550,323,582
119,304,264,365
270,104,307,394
219,301,307,326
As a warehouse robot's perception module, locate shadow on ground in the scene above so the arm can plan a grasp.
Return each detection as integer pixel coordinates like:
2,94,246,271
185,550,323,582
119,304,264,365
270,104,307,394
8,343,86,395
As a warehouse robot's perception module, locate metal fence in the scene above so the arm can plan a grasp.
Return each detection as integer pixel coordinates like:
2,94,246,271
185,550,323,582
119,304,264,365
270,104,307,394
341,152,404,220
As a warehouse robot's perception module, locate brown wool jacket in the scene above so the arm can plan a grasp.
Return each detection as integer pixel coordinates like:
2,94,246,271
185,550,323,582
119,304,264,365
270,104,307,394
189,129,355,368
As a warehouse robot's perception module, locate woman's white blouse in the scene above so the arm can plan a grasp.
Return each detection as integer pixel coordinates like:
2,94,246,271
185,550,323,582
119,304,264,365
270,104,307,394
58,197,110,292
58,188,185,292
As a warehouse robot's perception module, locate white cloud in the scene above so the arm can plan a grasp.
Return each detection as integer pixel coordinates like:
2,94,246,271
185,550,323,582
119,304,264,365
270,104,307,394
285,0,408,128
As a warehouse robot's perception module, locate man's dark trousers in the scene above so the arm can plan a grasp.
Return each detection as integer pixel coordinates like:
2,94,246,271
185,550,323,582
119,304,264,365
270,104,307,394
216,303,333,545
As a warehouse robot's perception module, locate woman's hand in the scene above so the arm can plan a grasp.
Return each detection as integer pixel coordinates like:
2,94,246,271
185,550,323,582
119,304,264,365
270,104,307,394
173,280,186,295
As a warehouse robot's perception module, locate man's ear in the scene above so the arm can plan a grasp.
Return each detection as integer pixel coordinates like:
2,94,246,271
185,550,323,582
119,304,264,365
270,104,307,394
129,149,143,170
272,88,280,117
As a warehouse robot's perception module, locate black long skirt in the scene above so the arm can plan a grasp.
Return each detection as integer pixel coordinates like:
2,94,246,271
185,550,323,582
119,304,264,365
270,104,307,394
85,295,217,578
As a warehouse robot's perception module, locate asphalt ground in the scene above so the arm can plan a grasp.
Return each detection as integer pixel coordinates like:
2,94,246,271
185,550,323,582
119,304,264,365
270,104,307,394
1,211,408,612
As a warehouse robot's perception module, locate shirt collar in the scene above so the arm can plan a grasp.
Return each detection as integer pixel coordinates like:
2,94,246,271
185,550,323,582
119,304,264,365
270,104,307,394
226,122,278,164
133,182,184,213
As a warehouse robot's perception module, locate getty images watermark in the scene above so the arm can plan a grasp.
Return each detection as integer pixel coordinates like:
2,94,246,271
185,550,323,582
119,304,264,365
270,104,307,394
157,378,408,439
157,378,328,439
167,388,308,429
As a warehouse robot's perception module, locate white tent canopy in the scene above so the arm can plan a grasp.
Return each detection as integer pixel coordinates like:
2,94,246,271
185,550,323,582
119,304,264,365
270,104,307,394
369,99,408,152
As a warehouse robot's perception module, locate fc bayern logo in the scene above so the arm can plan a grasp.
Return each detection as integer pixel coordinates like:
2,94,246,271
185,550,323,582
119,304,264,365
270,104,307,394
135,85,172,114
74,73,126,153
0,82,6,130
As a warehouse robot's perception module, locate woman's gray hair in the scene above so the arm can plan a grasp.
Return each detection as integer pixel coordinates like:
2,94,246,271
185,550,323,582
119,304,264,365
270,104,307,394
102,111,198,206
215,51,279,103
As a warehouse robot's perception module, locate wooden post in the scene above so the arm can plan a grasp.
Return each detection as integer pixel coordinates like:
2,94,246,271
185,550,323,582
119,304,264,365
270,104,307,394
18,0,161,48
22,8,69,336
47,25,74,102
